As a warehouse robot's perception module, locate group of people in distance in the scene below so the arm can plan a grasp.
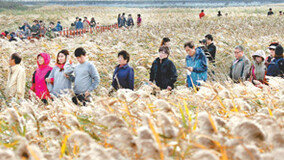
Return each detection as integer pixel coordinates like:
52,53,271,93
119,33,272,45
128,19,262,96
5,35,284,106
71,16,97,30
1,13,141,42
0,20,63,41
199,8,283,19
267,8,283,16
199,10,227,19
117,13,142,28
1,16,96,41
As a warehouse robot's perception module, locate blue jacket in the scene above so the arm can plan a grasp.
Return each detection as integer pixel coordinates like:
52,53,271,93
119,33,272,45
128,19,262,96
76,21,83,30
127,18,134,26
186,47,208,88
51,28,57,32
118,17,122,27
56,23,63,31
121,17,126,27
112,64,134,90
267,57,284,77
20,24,31,31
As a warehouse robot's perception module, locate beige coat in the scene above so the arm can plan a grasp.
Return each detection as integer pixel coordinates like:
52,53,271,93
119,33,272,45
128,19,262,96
6,64,26,100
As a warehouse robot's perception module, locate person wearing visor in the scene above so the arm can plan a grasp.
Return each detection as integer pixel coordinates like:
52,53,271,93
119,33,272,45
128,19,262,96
267,45,284,77
265,42,279,67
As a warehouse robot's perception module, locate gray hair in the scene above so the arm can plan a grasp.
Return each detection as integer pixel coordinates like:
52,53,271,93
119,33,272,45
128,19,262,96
235,45,244,51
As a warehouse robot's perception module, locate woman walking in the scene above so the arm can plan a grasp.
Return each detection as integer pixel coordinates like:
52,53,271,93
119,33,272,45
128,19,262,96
46,50,74,97
30,53,53,104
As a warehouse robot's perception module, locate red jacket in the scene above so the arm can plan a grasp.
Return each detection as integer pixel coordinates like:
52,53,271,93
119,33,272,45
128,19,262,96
199,12,205,19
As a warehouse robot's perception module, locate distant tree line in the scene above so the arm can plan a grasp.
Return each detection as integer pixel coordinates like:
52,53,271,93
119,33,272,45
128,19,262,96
0,1,27,10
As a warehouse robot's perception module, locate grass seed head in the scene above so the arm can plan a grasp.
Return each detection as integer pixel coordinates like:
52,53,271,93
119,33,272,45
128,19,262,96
100,114,127,129
234,145,261,160
233,120,265,143
192,150,219,160
0,149,16,160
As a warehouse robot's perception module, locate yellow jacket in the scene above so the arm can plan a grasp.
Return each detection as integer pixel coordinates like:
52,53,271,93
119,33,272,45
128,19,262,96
6,64,26,100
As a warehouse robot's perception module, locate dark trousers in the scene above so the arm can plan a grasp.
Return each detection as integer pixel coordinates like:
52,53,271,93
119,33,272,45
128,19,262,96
72,94,90,106
42,99,48,104
208,63,216,81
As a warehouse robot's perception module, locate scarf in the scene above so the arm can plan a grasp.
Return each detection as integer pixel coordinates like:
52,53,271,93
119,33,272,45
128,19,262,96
56,63,65,71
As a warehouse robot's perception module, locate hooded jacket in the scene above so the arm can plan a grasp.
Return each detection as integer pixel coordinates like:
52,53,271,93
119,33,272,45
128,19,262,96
30,53,53,100
249,50,267,83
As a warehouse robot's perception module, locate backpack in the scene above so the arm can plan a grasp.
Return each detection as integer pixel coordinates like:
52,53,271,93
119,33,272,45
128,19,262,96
276,58,284,77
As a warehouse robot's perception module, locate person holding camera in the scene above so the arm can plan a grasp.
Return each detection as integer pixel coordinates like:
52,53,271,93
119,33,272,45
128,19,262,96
200,34,216,64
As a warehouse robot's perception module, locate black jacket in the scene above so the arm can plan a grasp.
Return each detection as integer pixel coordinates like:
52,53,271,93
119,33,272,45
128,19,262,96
204,43,216,63
150,58,178,89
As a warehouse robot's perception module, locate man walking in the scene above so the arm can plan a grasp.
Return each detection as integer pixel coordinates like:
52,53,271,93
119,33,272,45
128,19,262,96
6,53,26,100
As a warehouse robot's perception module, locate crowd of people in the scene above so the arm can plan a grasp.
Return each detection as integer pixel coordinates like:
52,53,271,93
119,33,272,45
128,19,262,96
2,7,281,41
0,16,100,41
71,16,97,30
0,20,64,41
1,13,142,42
5,34,284,106
117,13,142,28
